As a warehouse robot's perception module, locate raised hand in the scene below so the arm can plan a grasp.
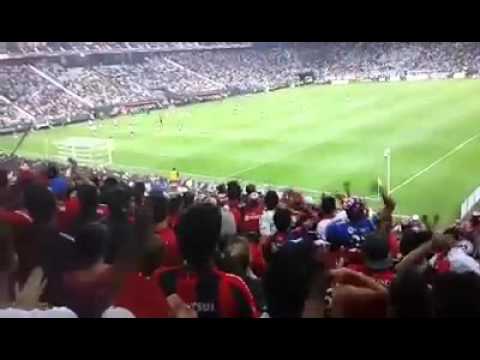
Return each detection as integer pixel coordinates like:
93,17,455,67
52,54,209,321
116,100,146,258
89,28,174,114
379,184,396,212
14,267,47,310
166,294,198,318
422,214,440,233
343,181,352,198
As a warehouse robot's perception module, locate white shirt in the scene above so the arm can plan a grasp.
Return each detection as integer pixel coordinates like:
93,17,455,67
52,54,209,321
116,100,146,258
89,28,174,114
429,245,480,276
0,307,77,318
316,210,348,240
448,247,480,275
260,210,276,237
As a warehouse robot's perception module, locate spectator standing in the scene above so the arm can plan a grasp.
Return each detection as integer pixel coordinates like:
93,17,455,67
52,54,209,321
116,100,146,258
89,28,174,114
259,190,279,237
326,197,376,249
316,195,347,241
154,203,258,318
151,194,182,268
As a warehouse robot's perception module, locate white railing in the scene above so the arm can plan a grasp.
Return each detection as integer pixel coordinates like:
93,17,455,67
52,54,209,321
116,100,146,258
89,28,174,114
461,186,480,219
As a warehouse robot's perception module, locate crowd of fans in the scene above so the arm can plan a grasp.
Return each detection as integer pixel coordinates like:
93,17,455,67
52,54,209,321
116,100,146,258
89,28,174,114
1,43,480,128
0,43,479,318
11,42,252,56
0,154,479,318
0,65,88,122
168,48,303,92
304,42,480,79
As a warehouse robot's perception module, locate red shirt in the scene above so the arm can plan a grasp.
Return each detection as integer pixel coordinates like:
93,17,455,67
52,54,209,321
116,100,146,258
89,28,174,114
249,242,267,278
431,251,451,274
56,197,81,233
348,263,396,287
154,266,258,318
155,226,183,267
263,231,289,259
0,209,32,230
168,214,180,231
240,205,263,233
228,201,243,230
0,209,36,286
57,199,110,234
114,273,171,318
389,232,401,260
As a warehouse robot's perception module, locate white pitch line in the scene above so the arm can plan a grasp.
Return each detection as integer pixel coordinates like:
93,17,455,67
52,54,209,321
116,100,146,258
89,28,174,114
390,131,480,194
225,140,324,179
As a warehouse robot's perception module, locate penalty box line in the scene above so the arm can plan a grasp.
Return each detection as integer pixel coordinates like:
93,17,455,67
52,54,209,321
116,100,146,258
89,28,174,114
390,130,480,194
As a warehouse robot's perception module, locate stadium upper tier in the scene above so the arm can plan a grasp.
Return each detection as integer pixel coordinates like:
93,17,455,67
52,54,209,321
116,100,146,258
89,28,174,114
5,42,253,57
0,42,480,129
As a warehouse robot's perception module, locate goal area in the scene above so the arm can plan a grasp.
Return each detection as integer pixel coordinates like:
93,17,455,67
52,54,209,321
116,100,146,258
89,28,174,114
53,137,113,167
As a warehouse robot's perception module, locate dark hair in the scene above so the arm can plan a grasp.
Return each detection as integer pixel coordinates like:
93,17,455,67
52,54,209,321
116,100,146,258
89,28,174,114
227,181,242,201
104,183,132,221
216,184,227,194
264,241,323,318
74,223,109,268
23,184,56,224
77,184,98,218
177,203,221,269
103,177,118,188
133,182,146,206
432,272,480,317
389,269,433,318
183,191,195,209
246,184,256,195
99,177,119,204
151,195,169,224
321,195,336,215
70,184,100,236
264,190,279,211
400,229,432,256
0,169,8,188
168,195,184,216
274,208,292,233
46,163,59,179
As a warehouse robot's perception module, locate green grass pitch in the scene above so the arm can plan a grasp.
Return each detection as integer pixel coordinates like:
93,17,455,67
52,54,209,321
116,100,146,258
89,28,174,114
2,79,480,226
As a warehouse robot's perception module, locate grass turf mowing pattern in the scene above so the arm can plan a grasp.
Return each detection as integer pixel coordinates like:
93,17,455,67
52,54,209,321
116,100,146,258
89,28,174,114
2,79,480,225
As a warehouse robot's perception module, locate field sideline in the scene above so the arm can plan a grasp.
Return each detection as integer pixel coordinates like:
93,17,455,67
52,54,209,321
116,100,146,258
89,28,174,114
2,80,480,225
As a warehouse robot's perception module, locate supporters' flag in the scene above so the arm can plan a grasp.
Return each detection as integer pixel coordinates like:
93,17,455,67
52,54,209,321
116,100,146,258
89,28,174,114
384,148,391,158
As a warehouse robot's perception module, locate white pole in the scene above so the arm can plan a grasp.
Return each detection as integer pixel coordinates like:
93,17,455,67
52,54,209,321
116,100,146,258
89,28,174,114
384,148,392,195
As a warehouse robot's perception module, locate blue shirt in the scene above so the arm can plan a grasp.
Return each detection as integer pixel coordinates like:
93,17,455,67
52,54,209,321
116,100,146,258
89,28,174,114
326,218,376,249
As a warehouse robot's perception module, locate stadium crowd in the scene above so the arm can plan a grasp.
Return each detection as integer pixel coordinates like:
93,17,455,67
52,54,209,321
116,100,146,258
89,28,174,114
1,43,480,318
1,43,480,128
11,42,252,55
0,153,479,318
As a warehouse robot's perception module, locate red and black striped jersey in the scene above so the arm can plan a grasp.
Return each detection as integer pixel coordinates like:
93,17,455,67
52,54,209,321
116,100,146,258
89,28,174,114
153,266,259,318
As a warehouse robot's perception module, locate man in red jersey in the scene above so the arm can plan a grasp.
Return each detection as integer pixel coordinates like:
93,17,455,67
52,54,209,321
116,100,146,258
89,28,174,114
240,192,263,234
227,181,243,230
151,194,182,267
348,232,396,287
154,203,258,318
262,208,292,262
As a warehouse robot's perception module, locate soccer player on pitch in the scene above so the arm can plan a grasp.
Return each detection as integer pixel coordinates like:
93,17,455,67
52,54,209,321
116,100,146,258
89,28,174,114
129,122,135,138
158,114,164,129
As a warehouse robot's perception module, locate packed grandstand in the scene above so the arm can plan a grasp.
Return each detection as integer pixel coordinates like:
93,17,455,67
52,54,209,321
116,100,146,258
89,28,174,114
1,42,480,130
0,42,480,318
